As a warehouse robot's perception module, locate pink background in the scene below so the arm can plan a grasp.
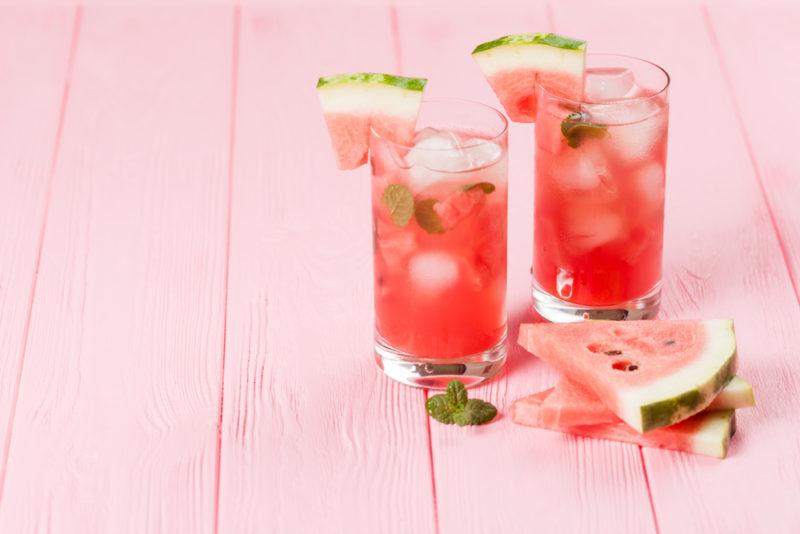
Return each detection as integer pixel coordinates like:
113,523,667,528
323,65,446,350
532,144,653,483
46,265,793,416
0,0,798,532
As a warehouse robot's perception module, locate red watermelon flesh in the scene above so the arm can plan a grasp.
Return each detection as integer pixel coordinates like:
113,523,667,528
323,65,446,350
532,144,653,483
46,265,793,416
512,390,736,458
321,113,372,169
518,320,737,433
316,73,426,170
472,33,586,123
483,69,583,122
541,375,755,428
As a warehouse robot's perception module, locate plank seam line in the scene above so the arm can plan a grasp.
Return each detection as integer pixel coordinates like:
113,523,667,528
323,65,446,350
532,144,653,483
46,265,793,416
213,3,241,533
549,5,661,532
701,5,800,308
638,446,661,534
388,6,439,531
389,2,403,78
0,4,83,506
423,390,441,534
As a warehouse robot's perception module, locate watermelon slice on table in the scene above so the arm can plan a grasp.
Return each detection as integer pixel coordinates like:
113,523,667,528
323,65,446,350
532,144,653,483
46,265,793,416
472,33,586,122
518,320,738,433
512,390,736,459
538,375,755,428
316,73,427,169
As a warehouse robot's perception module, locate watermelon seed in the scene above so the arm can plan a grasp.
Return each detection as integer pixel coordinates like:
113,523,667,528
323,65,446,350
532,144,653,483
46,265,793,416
604,350,623,356
663,339,676,346
612,360,639,372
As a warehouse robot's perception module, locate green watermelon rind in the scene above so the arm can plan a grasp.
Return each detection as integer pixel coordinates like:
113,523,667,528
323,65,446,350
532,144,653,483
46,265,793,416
316,72,427,92
622,320,738,433
692,410,736,459
512,392,736,458
472,33,586,55
708,375,756,410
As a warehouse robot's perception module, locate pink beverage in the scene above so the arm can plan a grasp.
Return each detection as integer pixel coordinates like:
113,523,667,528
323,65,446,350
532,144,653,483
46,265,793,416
532,55,670,321
371,100,508,388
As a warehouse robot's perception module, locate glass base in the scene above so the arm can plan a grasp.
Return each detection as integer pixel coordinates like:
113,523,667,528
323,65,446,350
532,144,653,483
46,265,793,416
374,332,507,390
531,280,661,323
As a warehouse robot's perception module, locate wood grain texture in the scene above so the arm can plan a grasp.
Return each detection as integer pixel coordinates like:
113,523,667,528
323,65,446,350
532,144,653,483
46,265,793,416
0,6,233,532
705,4,800,308
553,2,800,532
0,4,76,485
394,4,658,533
214,4,436,533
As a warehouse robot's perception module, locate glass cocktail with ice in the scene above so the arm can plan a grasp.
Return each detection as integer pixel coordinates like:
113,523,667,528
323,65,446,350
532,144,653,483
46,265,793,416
371,100,508,387
532,54,670,321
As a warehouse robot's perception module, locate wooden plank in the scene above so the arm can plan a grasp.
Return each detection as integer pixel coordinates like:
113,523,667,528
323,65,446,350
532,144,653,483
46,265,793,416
394,5,657,533
214,4,436,533
0,6,233,532
0,4,77,486
706,4,800,307
553,3,800,532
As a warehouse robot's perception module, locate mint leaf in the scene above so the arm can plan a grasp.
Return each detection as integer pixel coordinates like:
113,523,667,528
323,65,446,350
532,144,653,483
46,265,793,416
382,184,414,227
463,182,496,194
426,394,455,424
427,380,498,426
445,380,468,409
452,399,497,426
414,198,445,234
561,111,607,148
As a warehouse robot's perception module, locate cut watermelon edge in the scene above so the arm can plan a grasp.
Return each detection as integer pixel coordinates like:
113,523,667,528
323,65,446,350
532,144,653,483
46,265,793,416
618,319,738,433
512,391,736,458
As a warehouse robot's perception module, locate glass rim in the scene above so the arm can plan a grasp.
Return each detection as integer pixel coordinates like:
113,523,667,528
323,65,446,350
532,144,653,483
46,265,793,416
538,53,671,106
369,97,509,151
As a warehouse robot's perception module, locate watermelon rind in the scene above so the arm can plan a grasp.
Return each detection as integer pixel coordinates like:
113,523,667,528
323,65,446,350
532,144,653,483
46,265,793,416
623,320,737,432
543,374,754,428
690,409,736,459
471,33,586,123
317,72,427,91
472,33,586,55
517,320,738,433
708,375,755,410
316,72,426,169
512,392,736,458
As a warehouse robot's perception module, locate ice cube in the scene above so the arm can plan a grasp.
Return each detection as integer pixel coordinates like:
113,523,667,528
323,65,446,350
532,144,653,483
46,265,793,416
408,252,459,293
633,161,665,208
405,128,479,189
462,139,502,168
587,99,666,162
564,208,625,253
554,143,610,191
375,218,416,268
584,68,637,102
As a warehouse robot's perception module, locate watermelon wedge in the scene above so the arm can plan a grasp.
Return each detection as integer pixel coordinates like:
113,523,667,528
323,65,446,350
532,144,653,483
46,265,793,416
472,33,586,122
316,73,427,169
539,375,755,428
512,390,736,458
518,320,738,433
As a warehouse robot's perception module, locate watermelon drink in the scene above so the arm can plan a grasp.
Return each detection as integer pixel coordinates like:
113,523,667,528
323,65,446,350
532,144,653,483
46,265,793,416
371,100,508,388
532,54,670,321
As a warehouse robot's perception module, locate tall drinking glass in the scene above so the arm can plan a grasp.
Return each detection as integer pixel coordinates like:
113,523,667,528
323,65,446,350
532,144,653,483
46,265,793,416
370,100,508,388
532,54,670,322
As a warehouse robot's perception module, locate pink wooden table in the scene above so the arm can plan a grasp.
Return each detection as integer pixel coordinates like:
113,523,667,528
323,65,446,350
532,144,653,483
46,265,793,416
0,1,798,532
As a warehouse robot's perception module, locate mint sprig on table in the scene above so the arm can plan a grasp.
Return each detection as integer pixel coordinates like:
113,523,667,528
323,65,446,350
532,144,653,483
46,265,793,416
426,380,497,426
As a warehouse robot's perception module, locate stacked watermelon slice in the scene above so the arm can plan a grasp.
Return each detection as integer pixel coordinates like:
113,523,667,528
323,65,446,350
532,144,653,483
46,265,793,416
514,320,755,458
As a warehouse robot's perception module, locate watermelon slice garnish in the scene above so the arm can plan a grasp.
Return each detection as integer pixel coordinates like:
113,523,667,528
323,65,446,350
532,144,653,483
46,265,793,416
512,390,736,459
316,73,427,169
472,33,586,122
518,320,738,433
538,375,755,428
